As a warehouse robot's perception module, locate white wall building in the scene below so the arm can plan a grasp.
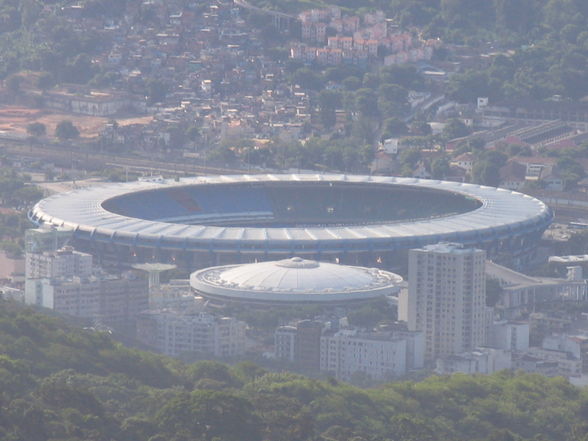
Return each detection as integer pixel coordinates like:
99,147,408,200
136,308,246,358
275,326,297,362
25,272,148,330
274,320,324,371
25,245,148,331
518,347,582,377
489,321,530,352
26,246,92,279
406,243,490,362
542,334,588,371
392,329,425,370
320,329,407,381
0,286,23,302
435,348,511,375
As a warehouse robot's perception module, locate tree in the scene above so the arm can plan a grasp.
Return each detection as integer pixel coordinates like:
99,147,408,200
185,125,201,143
471,151,507,186
6,75,23,94
20,0,42,28
156,391,262,441
398,148,421,171
411,120,432,136
347,298,394,328
146,79,168,104
342,76,361,91
442,118,471,139
55,120,80,141
556,156,585,188
355,88,379,118
382,117,408,139
380,64,423,90
324,64,364,82
378,84,409,118
186,361,237,387
447,70,493,103
206,146,236,165
26,122,46,138
63,54,97,84
431,157,450,179
486,278,503,307
318,90,341,128
36,72,55,91
291,67,324,91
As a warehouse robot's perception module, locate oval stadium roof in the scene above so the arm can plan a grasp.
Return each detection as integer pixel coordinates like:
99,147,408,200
29,174,552,252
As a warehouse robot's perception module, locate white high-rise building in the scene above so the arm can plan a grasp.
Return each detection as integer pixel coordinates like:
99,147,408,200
407,243,489,362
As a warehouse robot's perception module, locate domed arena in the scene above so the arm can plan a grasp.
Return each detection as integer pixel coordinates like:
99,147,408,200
29,174,553,269
190,257,403,306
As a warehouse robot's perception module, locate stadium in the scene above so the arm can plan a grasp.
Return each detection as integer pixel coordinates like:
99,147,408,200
29,174,553,269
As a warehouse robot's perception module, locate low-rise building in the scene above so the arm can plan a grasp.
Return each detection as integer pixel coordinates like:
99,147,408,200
26,246,92,279
0,286,24,303
435,348,512,375
542,334,588,372
515,347,582,377
25,245,148,332
25,271,148,332
320,329,407,381
489,321,530,352
450,152,474,174
136,307,246,358
43,88,137,116
275,325,297,362
274,320,324,371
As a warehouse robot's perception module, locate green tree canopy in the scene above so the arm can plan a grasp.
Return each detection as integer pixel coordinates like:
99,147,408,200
55,120,80,141
26,122,46,137
443,118,471,140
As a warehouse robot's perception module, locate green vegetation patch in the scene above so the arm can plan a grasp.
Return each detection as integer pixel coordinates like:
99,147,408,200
1,300,588,441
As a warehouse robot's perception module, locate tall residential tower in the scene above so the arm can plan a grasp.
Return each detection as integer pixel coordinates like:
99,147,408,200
407,243,489,362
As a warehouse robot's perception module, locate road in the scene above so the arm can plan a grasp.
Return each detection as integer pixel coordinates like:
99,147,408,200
0,141,247,176
233,0,297,20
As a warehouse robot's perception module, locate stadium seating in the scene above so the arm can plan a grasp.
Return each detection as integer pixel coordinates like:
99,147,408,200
102,183,480,227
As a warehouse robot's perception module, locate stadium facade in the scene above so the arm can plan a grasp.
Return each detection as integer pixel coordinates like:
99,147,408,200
29,174,553,270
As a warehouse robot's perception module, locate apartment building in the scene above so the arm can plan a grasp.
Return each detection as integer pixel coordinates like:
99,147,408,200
136,307,246,358
406,243,490,362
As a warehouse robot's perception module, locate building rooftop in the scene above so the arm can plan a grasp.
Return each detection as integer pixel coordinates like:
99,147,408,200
190,257,403,304
415,242,482,254
30,174,553,248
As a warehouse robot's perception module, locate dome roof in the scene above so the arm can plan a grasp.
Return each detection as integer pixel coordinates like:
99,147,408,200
190,258,403,304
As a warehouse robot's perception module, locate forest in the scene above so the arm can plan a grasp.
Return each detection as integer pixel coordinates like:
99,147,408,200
1,299,588,441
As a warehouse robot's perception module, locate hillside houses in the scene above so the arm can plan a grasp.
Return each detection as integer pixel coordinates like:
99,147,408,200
291,7,439,66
